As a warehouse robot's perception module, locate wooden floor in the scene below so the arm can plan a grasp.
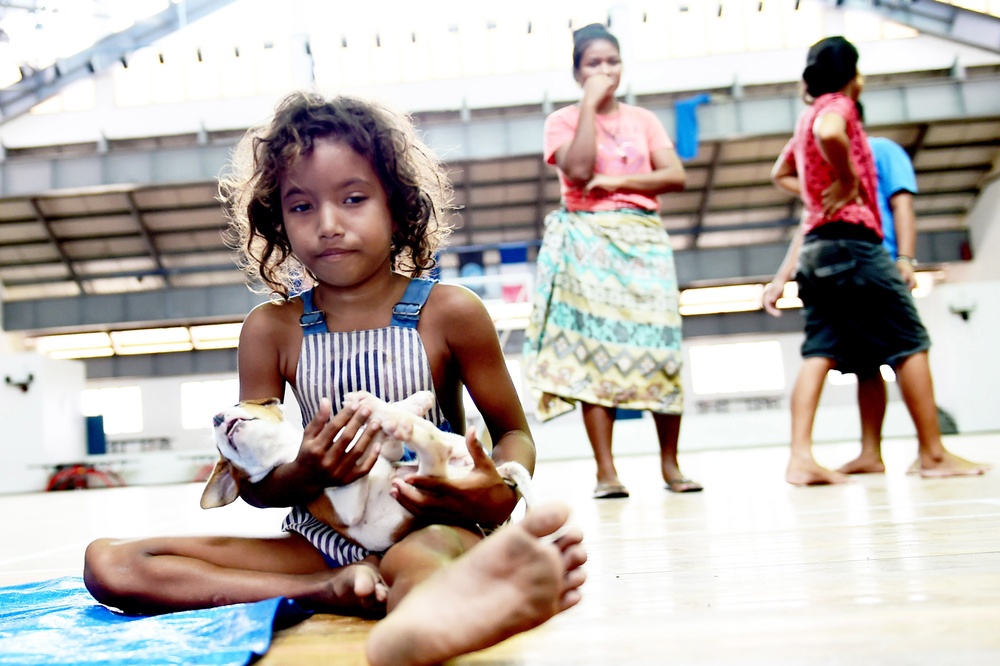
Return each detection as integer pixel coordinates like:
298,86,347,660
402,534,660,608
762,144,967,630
3,434,1000,665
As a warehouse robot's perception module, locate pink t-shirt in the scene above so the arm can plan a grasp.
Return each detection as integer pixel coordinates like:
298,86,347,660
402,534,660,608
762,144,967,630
544,103,673,212
778,92,881,237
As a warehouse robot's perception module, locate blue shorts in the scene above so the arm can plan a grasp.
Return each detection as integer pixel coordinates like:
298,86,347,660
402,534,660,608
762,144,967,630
796,237,930,375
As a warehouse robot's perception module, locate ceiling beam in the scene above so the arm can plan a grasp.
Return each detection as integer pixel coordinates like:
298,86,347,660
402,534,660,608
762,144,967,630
692,142,723,247
0,0,240,125
126,191,169,285
27,197,85,293
835,0,1000,54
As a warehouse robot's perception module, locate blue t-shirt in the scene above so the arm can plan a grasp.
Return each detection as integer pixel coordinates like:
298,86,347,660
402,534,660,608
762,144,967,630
868,136,918,259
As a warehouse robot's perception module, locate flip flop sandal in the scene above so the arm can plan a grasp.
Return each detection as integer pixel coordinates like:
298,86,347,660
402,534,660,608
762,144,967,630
665,478,704,493
593,482,630,499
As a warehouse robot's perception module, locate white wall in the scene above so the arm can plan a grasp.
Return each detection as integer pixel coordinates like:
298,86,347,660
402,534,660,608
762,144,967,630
0,354,86,494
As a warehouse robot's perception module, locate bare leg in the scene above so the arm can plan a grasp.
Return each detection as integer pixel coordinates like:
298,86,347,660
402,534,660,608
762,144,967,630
895,352,990,478
839,373,887,474
83,533,387,616
653,412,701,492
366,503,587,666
581,402,627,495
378,523,483,612
787,357,851,486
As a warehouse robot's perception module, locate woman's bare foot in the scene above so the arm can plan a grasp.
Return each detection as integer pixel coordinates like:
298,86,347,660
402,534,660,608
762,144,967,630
787,457,852,486
365,503,587,666
907,450,991,478
297,557,388,616
837,453,886,475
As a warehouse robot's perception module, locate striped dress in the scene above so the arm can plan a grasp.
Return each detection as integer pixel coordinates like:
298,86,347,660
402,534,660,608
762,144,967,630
281,278,449,567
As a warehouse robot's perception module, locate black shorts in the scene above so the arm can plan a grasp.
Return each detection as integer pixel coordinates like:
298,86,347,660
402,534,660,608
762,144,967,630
796,238,930,375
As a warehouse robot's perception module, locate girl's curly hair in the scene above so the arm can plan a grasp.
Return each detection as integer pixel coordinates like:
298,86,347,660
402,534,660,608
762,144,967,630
219,92,453,299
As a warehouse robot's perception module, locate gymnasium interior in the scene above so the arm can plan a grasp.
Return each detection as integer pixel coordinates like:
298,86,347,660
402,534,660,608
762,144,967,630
1,1,999,664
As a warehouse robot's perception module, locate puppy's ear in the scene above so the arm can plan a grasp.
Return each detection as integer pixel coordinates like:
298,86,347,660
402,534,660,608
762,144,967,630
200,459,241,509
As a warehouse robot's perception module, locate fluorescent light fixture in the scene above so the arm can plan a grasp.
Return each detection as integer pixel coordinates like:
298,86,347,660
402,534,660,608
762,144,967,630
679,284,764,316
114,341,195,355
28,331,113,359
775,281,802,310
488,301,532,329
911,270,941,299
49,347,115,360
32,331,112,353
110,327,193,355
190,323,243,350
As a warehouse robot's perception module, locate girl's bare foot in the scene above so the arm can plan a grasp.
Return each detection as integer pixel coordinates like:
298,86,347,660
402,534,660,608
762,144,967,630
787,457,852,486
837,454,886,475
365,503,587,666
908,450,991,478
297,558,388,616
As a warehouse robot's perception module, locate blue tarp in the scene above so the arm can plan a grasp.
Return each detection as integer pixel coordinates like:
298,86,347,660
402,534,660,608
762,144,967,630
0,577,311,665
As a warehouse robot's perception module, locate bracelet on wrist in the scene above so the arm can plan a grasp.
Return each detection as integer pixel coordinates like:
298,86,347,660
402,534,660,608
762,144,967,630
896,256,916,266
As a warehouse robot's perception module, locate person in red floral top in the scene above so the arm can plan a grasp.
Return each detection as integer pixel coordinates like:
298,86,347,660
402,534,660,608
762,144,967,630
762,36,989,485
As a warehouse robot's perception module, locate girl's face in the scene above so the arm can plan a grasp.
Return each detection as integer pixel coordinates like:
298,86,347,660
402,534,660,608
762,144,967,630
279,137,394,289
574,39,622,91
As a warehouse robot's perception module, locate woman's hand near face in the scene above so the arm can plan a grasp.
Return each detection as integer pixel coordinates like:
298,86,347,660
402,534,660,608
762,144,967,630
581,73,616,111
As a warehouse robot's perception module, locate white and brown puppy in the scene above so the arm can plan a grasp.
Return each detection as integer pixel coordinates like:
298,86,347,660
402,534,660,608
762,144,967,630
200,391,533,553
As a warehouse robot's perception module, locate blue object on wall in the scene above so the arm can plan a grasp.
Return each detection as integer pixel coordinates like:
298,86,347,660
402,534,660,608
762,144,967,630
499,244,528,264
674,93,711,161
85,415,106,455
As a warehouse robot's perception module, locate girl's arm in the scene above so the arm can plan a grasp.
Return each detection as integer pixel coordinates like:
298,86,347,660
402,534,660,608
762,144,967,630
395,285,534,528
583,145,686,198
764,151,805,317
813,111,859,217
763,218,806,317
771,149,801,197
889,191,918,289
236,303,381,508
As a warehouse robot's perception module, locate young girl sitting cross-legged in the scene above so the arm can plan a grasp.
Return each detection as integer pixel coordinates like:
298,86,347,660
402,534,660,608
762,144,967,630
83,91,587,666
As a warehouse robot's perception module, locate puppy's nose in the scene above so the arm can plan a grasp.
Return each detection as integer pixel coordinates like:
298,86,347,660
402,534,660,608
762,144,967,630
212,413,225,427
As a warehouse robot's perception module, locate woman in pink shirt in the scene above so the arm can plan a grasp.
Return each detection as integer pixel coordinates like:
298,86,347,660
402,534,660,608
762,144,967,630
523,23,701,498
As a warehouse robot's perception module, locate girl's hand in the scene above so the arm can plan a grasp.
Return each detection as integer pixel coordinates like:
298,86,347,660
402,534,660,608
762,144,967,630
821,176,859,218
762,280,785,317
389,427,519,529
896,259,917,290
581,73,616,110
584,174,624,197
293,397,382,488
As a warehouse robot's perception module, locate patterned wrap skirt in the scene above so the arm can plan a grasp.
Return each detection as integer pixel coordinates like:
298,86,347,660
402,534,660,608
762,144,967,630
522,207,684,421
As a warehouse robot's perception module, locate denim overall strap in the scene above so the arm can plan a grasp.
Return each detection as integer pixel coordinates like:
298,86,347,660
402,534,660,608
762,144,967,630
297,289,329,335
390,278,437,329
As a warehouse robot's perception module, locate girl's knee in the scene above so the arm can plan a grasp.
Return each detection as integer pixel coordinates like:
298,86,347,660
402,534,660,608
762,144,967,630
382,524,479,571
83,538,142,607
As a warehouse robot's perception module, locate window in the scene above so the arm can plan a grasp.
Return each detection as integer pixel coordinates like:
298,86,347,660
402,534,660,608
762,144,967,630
689,341,785,395
181,379,239,430
81,386,143,435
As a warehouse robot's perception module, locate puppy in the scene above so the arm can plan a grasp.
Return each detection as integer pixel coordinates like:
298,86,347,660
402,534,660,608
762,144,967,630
200,391,533,552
